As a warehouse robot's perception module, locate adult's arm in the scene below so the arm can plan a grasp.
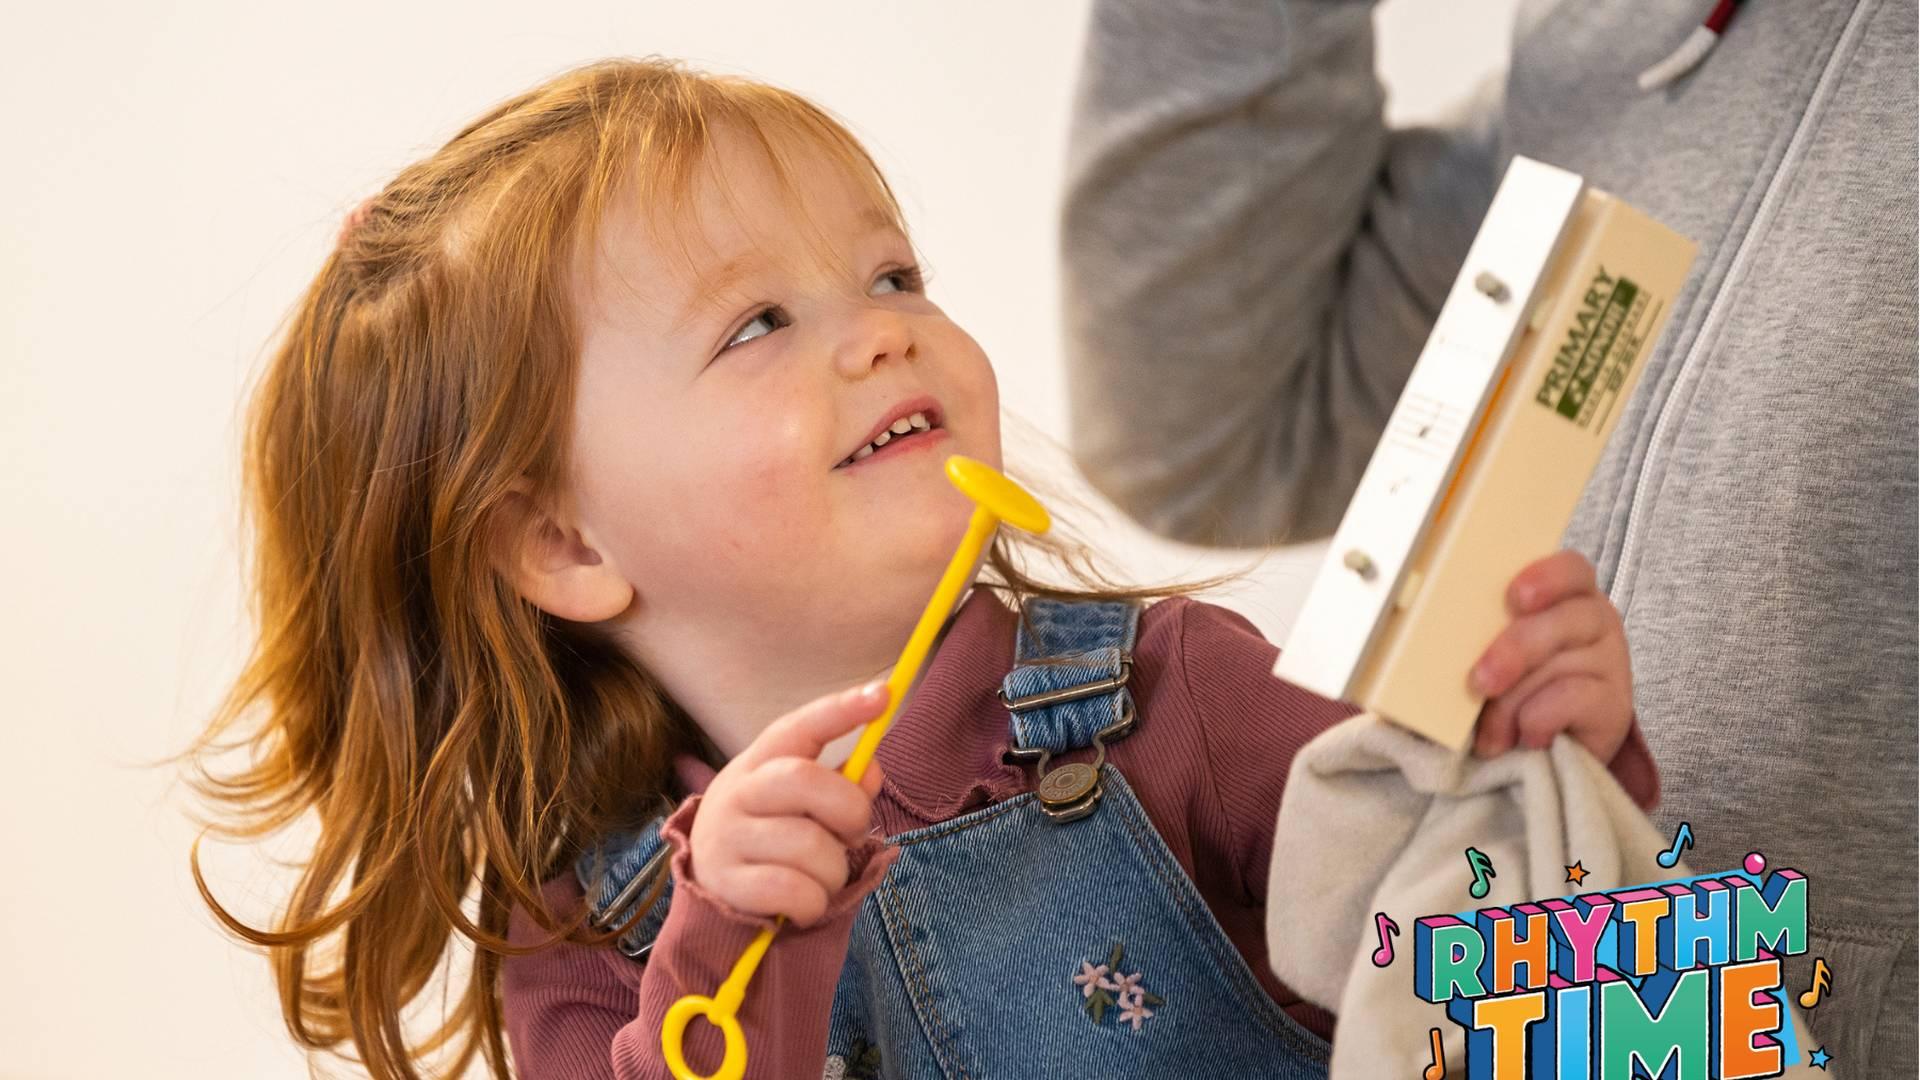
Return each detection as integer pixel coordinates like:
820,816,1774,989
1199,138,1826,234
1061,0,1505,545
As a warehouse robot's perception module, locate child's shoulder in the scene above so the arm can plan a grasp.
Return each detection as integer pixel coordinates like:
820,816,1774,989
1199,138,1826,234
1140,593,1267,642
1136,594,1357,724
1136,594,1276,673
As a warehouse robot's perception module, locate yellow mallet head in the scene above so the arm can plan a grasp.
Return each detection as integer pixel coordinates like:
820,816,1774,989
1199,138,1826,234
944,455,1051,534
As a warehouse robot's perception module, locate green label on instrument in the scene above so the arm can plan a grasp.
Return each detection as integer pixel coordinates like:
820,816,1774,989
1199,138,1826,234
1535,266,1654,431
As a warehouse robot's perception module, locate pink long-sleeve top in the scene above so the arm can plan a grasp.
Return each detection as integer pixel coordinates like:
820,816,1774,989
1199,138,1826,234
500,591,1660,1079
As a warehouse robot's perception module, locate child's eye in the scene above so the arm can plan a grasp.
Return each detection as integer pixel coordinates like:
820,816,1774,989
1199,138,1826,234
871,264,925,296
721,305,790,352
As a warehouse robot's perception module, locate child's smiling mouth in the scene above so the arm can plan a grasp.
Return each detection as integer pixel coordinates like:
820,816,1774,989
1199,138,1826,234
834,397,946,470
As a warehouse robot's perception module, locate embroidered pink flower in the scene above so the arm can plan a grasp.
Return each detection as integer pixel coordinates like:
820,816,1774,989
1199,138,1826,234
1073,960,1111,998
1117,990,1155,1031
1075,943,1166,1029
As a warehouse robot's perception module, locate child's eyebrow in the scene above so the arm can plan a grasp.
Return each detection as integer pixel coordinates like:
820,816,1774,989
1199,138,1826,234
670,214,906,332
673,254,764,333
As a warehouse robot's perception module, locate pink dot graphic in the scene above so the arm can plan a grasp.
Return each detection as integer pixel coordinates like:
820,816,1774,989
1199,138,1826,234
1743,852,1767,876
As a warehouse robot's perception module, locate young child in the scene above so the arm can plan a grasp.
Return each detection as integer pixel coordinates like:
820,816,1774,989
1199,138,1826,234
186,57,1657,1080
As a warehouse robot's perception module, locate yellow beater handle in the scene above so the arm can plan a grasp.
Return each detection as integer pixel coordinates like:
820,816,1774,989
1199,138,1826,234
660,455,1049,1080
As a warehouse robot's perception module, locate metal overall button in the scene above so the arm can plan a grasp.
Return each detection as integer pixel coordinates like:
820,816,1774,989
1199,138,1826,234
1037,753,1100,809
1009,697,1136,823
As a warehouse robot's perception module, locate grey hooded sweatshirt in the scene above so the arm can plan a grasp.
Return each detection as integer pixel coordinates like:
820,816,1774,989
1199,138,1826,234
1060,0,1916,1074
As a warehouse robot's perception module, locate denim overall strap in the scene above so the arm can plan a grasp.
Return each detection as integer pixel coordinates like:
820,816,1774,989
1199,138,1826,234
997,598,1141,753
573,813,675,960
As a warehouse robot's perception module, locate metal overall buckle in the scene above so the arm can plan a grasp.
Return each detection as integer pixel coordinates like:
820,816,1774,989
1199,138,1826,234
583,796,676,960
999,659,1136,823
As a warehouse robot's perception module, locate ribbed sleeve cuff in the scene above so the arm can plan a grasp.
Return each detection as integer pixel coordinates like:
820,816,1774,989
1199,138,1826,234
657,793,899,933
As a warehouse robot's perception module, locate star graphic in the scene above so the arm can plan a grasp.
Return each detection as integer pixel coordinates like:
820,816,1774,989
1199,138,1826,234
1809,1046,1832,1070
1565,861,1589,886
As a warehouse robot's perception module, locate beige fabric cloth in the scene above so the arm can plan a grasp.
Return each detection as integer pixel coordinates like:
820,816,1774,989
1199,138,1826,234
1266,713,1827,1078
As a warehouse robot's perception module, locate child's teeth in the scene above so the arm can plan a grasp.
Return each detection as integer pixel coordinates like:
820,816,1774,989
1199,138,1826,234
846,412,935,465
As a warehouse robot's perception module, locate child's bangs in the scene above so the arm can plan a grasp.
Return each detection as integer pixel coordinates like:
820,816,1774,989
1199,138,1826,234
586,76,912,299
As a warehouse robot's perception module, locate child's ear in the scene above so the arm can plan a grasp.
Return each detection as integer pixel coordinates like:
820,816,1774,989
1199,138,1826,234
486,479,634,624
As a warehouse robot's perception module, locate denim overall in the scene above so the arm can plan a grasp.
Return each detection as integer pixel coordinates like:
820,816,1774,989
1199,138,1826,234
575,598,1330,1078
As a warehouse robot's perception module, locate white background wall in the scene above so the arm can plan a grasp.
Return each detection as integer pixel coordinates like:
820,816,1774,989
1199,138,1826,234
0,2,1517,1076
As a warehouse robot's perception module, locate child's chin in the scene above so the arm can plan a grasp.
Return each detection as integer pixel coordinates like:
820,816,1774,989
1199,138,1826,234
859,518,967,586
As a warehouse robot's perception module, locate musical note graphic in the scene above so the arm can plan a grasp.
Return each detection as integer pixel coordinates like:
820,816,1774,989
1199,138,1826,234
1657,820,1694,868
1799,957,1833,1009
1423,1026,1446,1080
1465,847,1495,900
1371,912,1400,968
1387,392,1466,459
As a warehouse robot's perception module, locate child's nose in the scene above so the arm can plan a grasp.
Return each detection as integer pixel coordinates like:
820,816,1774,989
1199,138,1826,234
831,306,915,379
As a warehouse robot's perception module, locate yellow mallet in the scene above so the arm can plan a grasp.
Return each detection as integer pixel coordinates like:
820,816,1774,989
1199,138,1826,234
660,454,1050,1080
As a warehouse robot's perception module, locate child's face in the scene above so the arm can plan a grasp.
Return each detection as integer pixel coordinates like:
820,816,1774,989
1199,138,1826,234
562,126,1001,728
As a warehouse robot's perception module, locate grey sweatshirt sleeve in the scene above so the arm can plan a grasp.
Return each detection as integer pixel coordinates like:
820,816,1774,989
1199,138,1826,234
1060,0,1506,546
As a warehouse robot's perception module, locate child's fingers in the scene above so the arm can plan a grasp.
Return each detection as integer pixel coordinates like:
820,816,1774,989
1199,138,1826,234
1472,595,1613,698
1506,549,1599,615
1473,696,1517,759
735,757,875,845
1474,645,1603,757
707,863,832,926
728,815,852,896
1512,675,1622,757
734,681,890,770
856,760,885,799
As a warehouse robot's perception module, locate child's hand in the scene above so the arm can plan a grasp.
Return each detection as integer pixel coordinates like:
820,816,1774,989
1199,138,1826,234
688,682,889,927
1470,549,1635,765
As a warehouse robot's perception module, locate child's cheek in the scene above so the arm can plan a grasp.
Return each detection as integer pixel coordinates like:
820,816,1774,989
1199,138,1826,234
705,417,821,541
946,330,1004,469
